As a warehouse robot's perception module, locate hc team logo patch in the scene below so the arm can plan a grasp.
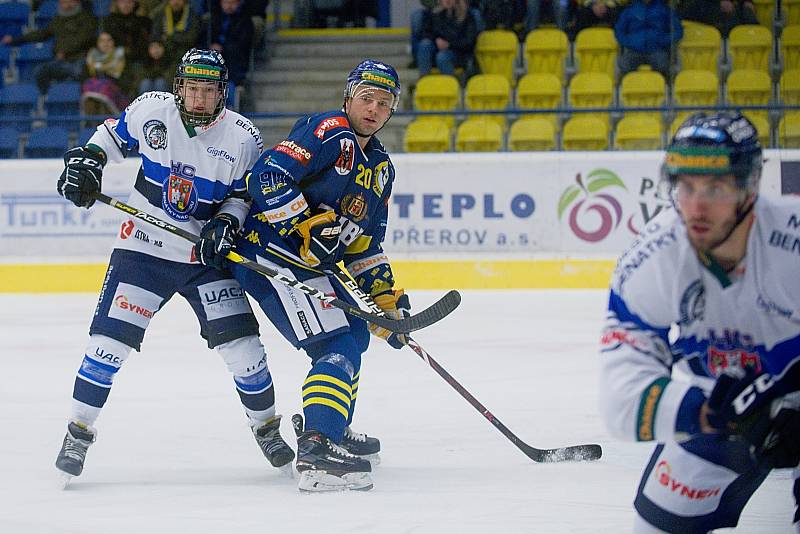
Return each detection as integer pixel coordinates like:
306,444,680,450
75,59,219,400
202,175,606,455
162,160,198,221
341,192,367,222
143,119,167,150
335,138,355,175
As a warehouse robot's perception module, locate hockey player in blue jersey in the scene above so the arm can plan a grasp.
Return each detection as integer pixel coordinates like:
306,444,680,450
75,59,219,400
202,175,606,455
600,112,800,532
195,59,408,492
53,49,294,484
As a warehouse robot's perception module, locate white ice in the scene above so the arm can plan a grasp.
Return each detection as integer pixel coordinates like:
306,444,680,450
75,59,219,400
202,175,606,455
0,290,794,533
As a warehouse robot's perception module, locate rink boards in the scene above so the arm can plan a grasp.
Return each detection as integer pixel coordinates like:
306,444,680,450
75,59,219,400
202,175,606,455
0,151,793,292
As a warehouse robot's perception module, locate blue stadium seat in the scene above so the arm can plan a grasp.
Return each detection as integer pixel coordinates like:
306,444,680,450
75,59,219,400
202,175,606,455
0,126,19,158
94,0,112,17
0,83,39,132
78,126,96,147
24,126,69,158
0,2,30,40
35,0,59,28
16,41,54,83
45,81,81,131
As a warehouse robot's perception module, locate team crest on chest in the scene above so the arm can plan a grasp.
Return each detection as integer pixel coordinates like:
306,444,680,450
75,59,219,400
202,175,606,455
143,119,168,150
162,161,198,221
341,192,367,222
335,138,355,175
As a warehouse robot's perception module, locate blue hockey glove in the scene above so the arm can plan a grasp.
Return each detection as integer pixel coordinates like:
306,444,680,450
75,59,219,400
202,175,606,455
195,213,239,270
289,210,341,268
58,146,106,208
705,368,778,445
369,289,411,349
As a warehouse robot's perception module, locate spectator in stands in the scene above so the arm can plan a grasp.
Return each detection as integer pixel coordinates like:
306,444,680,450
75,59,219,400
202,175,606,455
136,0,164,18
82,31,130,116
526,0,570,32
410,0,483,68
137,40,172,93
203,0,253,86
573,0,626,38
615,0,682,79
150,0,201,72
677,0,757,37
416,0,479,77
1,0,97,93
102,0,151,66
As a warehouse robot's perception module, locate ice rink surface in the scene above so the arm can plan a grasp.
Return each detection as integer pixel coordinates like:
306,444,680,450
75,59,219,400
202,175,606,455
0,289,795,533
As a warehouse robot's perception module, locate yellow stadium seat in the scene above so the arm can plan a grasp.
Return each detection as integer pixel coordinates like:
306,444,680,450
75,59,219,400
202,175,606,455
562,116,608,150
743,113,770,147
782,26,800,71
673,70,719,109
779,112,800,147
727,69,771,124
615,115,663,150
508,117,556,151
404,118,451,153
789,0,800,25
753,0,781,26
516,73,561,126
728,25,772,72
475,29,519,84
414,74,460,128
569,71,613,127
465,74,511,130
574,27,617,80
782,69,800,105
455,118,504,152
524,28,569,84
620,67,666,120
678,22,721,73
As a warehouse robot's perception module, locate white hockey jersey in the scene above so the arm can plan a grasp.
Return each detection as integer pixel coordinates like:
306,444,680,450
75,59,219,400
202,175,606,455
600,195,800,443
87,91,264,263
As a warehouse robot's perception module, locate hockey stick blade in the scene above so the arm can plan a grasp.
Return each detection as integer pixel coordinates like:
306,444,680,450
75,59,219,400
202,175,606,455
93,193,459,334
406,339,603,463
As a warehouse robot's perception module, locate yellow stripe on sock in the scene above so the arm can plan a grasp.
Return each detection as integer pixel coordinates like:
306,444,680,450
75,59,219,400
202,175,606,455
303,373,352,393
303,397,349,419
302,385,352,406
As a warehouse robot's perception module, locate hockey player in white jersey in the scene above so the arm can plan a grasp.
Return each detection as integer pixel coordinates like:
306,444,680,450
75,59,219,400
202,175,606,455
54,49,294,483
600,111,800,532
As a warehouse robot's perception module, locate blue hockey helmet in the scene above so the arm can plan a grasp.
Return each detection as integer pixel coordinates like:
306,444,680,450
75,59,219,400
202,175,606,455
173,48,229,127
662,111,763,195
344,59,401,112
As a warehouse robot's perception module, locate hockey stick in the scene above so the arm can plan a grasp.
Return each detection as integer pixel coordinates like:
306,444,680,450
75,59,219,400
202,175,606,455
330,267,603,463
92,193,460,334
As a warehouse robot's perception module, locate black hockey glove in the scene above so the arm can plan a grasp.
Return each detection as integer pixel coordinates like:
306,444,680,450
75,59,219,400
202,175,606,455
705,368,778,447
753,405,800,469
369,289,412,349
58,146,106,208
289,210,342,269
195,213,239,270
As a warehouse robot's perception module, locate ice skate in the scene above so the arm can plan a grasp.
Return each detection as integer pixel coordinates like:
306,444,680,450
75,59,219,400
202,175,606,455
341,426,381,466
292,414,373,492
55,421,96,486
253,415,295,476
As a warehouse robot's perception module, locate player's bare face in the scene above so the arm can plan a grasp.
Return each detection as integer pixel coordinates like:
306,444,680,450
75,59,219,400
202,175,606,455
180,79,220,115
346,87,393,136
674,174,744,251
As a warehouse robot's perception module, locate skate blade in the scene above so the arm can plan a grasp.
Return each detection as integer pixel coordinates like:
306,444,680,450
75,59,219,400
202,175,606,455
58,472,74,489
278,462,295,479
361,453,380,467
298,470,373,493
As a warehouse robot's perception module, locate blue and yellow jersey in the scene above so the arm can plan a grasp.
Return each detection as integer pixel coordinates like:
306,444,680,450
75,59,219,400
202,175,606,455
239,110,397,296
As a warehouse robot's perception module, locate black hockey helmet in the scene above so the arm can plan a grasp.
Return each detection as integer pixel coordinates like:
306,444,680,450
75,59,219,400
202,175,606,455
173,48,228,127
662,111,763,196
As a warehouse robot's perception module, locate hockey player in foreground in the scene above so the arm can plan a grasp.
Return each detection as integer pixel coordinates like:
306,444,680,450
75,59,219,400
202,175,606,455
600,112,800,532
54,49,294,484
197,60,407,492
